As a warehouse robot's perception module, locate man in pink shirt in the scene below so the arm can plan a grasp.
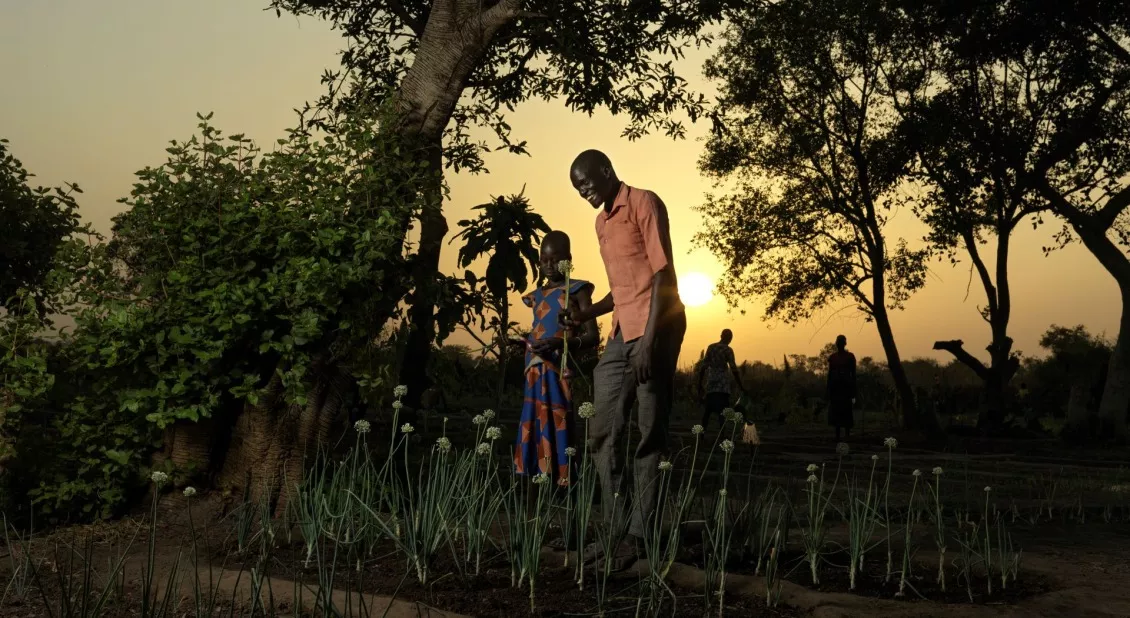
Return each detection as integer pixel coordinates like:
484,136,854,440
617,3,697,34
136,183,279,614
565,149,686,570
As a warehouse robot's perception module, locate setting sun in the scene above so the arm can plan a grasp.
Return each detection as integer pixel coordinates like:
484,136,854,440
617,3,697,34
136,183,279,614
680,272,715,308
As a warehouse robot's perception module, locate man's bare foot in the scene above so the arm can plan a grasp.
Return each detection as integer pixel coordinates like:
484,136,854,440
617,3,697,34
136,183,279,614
548,536,579,551
595,539,641,573
581,541,605,564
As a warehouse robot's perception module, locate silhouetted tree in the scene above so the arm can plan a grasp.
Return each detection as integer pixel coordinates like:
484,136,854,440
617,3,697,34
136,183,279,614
893,0,1130,439
696,0,939,435
450,188,548,406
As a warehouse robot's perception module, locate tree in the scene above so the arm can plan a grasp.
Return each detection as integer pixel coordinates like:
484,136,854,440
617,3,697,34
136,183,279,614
880,1,1063,431
696,0,939,435
16,107,434,518
450,188,549,406
272,0,732,412
0,139,85,312
1037,325,1111,438
1022,9,1130,441
898,0,1130,439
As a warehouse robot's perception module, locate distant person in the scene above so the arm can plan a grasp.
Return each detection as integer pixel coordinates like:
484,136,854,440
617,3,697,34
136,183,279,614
826,335,857,440
509,231,599,486
695,329,746,430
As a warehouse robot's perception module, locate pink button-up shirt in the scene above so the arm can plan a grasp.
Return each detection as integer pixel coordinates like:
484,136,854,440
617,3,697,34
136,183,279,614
595,183,677,342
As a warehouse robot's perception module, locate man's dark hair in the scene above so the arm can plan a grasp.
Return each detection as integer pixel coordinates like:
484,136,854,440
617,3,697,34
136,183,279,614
835,334,847,349
721,329,733,341
571,149,614,175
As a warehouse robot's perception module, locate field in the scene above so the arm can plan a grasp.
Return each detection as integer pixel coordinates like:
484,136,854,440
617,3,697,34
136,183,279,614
4,394,1130,618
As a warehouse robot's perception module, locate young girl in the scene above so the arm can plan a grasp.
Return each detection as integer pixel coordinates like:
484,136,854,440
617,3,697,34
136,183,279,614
511,230,599,486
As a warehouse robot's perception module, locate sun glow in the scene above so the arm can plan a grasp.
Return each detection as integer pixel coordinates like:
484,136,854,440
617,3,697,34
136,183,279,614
680,272,715,308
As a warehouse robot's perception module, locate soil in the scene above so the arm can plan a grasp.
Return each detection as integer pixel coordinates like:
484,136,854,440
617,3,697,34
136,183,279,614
5,425,1130,617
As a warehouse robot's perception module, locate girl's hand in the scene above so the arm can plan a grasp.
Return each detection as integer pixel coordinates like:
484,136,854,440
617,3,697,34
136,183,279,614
530,337,564,356
503,334,528,353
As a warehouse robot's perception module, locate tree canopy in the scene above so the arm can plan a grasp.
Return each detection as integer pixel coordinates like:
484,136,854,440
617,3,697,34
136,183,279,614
696,0,935,431
0,139,86,312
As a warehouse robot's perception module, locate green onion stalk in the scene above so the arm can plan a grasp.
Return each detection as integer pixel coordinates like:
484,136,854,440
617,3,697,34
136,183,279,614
557,259,574,379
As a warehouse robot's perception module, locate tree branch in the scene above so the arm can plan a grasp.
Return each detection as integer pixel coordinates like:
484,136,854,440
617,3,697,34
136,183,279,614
933,339,992,381
1094,185,1130,232
1085,20,1130,67
387,0,424,36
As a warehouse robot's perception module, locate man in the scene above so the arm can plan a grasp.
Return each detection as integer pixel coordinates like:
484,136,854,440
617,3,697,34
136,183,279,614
695,329,745,430
564,149,686,571
826,334,857,440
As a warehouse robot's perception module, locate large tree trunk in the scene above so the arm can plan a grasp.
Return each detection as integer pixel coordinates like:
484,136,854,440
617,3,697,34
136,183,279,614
1038,182,1130,441
393,0,522,410
933,225,1020,433
1098,288,1130,440
213,364,354,514
872,298,939,437
933,337,1019,433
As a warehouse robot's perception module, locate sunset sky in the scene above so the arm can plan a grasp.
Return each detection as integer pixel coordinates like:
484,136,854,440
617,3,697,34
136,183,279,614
2,0,1121,369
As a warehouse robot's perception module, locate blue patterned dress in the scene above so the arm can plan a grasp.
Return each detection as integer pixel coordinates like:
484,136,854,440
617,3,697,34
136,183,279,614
513,279,593,486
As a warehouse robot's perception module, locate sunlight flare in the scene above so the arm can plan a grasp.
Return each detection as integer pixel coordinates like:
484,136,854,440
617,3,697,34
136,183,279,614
680,271,715,307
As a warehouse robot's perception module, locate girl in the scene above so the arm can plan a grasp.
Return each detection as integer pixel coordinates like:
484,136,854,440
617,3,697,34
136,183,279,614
511,230,599,486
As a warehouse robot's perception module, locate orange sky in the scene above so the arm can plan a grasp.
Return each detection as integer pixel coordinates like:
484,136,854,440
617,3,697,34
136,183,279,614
1,0,1121,369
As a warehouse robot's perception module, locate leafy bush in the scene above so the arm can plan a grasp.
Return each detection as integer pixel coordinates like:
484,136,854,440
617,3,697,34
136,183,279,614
6,106,433,520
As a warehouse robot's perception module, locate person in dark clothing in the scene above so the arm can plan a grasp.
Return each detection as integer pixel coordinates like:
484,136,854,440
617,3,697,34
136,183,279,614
695,329,745,430
827,335,857,440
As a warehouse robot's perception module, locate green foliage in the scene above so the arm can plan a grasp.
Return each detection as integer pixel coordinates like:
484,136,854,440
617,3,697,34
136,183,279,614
9,105,433,519
274,0,733,172
0,140,106,517
0,139,86,311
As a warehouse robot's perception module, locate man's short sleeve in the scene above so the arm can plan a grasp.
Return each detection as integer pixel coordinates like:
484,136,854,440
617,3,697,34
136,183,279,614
634,191,672,275
726,346,736,366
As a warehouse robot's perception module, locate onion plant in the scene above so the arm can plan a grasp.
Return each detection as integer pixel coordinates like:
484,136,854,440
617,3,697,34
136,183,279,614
897,469,922,597
355,424,467,586
929,467,947,591
703,436,741,616
573,401,599,589
845,455,881,590
995,514,1022,590
463,432,503,575
983,485,993,595
882,437,897,583
798,461,837,585
764,526,785,608
2,514,33,604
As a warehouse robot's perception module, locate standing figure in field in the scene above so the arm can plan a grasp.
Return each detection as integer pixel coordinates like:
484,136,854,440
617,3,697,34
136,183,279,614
511,231,599,486
695,328,746,430
827,334,857,440
564,149,686,572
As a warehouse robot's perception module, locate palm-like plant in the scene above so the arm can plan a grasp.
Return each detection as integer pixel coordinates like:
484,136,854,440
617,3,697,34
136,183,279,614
451,187,549,405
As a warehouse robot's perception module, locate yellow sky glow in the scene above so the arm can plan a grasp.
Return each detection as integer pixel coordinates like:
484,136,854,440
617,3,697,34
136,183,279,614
1,1,1120,369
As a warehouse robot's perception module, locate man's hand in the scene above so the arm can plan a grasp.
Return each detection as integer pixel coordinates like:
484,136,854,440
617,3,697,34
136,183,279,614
633,338,654,384
530,337,564,357
560,305,590,329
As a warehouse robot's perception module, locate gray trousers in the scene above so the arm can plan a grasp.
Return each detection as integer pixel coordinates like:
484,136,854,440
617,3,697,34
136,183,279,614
590,312,686,538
